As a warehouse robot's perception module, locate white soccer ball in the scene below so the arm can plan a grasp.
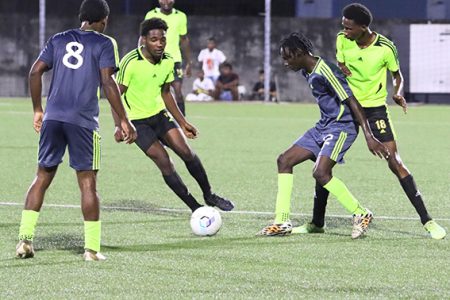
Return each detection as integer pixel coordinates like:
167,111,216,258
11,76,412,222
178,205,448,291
190,206,222,236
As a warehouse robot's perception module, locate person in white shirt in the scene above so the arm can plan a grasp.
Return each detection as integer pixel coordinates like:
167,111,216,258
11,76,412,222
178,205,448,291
186,70,215,101
197,37,226,83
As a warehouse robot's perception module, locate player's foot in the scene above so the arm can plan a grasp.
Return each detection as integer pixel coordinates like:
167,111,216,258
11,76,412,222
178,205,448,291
292,222,325,234
205,193,234,211
257,222,292,236
424,220,446,240
351,210,373,239
83,249,106,261
15,240,35,259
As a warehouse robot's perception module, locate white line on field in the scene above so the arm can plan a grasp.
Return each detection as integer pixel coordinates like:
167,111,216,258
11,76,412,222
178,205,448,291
1,201,449,222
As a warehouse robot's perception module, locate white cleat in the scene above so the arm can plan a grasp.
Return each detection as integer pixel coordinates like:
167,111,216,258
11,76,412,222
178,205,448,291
16,240,35,259
83,250,106,261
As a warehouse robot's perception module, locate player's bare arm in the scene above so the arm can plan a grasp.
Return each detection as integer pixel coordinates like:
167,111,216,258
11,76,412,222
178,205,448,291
161,82,198,138
337,61,352,77
345,96,389,159
180,34,192,77
102,71,137,144
29,60,50,133
392,70,407,114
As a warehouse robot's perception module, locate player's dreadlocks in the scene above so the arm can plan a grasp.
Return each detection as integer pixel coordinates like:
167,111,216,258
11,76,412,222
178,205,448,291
279,32,314,57
342,3,373,26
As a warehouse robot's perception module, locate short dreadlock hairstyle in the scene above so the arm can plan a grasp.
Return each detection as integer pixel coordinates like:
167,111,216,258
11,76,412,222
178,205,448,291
140,18,168,36
279,32,314,57
342,3,373,26
79,0,110,24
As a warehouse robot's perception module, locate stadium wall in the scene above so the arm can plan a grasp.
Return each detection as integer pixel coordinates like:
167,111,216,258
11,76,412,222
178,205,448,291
0,14,418,102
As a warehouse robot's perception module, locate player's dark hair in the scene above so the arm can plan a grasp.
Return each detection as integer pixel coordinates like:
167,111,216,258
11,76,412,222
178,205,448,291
140,18,168,36
342,3,373,26
220,62,232,70
79,0,110,24
279,32,314,57
208,37,216,42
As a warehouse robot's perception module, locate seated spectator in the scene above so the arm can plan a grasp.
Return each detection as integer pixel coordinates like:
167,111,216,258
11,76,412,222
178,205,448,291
251,69,277,101
198,37,226,83
214,62,239,101
186,70,215,101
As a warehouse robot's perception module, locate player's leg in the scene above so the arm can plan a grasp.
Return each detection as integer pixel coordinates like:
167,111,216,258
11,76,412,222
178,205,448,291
162,122,234,211
172,62,185,115
230,86,239,101
17,121,65,259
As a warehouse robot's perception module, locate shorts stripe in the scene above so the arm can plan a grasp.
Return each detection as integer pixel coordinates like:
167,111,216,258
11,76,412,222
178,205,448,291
92,131,101,170
386,106,397,140
331,132,347,161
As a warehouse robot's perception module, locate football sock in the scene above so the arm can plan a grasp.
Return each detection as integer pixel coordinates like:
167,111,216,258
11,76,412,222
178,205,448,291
163,172,202,212
399,174,431,225
177,102,186,116
184,155,212,200
323,177,366,215
18,210,40,241
84,221,101,253
312,182,329,228
274,173,293,223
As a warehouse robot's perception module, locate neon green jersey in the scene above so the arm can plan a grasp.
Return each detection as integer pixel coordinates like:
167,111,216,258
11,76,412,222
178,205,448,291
144,8,187,62
336,32,400,107
116,47,174,120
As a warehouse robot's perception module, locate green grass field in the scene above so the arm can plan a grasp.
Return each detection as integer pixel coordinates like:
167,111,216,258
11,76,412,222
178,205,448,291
0,98,449,299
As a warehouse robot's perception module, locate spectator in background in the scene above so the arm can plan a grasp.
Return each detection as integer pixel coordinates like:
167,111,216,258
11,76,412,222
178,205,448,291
251,69,277,101
186,70,214,101
214,62,239,101
198,37,226,83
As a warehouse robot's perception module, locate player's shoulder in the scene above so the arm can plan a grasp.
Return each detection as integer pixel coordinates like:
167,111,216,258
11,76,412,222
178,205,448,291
336,31,346,41
121,48,142,64
161,52,175,66
374,33,398,55
172,8,187,18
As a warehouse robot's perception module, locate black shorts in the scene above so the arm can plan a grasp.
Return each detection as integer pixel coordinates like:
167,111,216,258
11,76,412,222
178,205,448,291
131,110,179,153
173,62,183,81
363,105,396,142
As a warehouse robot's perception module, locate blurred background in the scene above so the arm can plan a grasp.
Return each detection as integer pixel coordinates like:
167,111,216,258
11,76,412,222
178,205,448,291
1,0,449,103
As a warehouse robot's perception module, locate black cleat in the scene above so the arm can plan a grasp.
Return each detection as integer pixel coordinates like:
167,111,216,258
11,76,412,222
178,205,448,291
205,194,235,211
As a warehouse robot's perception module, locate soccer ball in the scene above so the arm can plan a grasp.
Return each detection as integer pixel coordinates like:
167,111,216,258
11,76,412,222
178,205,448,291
190,206,222,236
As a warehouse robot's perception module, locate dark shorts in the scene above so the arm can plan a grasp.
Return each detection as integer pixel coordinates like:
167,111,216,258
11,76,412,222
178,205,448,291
363,105,396,142
132,110,179,153
173,62,183,81
294,123,358,163
38,120,101,171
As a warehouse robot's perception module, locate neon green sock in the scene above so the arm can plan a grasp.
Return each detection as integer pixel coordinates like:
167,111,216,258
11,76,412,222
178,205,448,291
84,221,101,253
323,177,366,215
274,173,293,223
18,210,40,241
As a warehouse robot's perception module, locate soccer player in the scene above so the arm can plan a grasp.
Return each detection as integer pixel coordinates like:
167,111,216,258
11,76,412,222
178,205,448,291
114,18,234,213
258,32,389,239
15,0,137,261
144,0,192,115
294,3,446,240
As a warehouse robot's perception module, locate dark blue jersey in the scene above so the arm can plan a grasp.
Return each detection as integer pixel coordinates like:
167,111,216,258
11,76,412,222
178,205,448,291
301,57,355,130
38,29,119,130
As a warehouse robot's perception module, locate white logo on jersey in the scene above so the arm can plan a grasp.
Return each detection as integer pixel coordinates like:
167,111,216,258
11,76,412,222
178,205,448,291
62,42,84,69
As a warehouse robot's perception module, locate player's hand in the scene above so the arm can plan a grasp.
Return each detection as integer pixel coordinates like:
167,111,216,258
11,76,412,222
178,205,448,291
33,110,43,133
338,62,352,77
181,121,198,139
393,94,407,114
114,126,124,142
185,62,192,78
367,136,390,160
119,120,137,144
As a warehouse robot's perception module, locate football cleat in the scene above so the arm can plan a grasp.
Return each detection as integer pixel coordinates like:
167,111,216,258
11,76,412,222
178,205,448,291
205,193,235,211
16,240,35,259
351,210,373,239
83,250,106,261
257,222,293,236
292,222,325,234
424,220,446,240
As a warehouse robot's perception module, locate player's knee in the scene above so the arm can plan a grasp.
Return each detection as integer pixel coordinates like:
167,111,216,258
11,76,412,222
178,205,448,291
277,153,292,170
312,169,331,186
178,148,195,162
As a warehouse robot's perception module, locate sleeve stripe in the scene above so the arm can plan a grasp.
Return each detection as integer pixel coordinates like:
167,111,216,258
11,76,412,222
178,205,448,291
117,52,138,83
319,63,349,101
378,37,399,59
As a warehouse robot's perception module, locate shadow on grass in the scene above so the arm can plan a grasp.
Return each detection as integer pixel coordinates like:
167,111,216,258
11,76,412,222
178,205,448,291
105,199,188,217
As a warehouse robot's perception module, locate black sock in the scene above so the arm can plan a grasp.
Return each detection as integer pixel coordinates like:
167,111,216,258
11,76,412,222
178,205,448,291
177,102,185,116
163,172,202,212
185,155,212,200
399,174,431,224
311,182,329,228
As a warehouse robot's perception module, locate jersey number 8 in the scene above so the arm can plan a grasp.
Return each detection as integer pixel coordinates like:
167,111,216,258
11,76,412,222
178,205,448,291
63,42,84,69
